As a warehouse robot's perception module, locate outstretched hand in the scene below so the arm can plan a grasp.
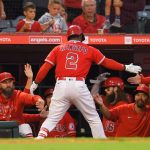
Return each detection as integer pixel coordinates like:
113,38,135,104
125,63,142,74
127,74,141,84
90,72,110,84
24,63,33,79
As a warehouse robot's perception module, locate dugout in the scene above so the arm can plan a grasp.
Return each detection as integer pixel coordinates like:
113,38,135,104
0,34,150,137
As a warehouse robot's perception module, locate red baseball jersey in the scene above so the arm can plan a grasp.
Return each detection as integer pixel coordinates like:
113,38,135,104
102,96,128,137
72,14,105,33
109,103,150,137
16,19,42,32
45,40,105,78
48,112,76,137
0,90,41,124
23,112,76,137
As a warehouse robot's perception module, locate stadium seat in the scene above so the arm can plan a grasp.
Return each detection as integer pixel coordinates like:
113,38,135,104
0,20,11,30
0,121,20,138
11,15,25,28
1,28,16,32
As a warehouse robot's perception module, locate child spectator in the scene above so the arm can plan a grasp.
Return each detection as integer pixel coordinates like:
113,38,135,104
16,2,42,32
38,0,68,33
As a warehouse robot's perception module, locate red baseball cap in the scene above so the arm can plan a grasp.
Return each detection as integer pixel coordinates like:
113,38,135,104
135,84,149,96
0,72,15,83
103,77,124,90
67,25,85,41
44,88,54,97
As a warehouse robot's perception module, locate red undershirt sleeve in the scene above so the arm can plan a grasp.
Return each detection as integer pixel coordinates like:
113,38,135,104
35,62,53,83
101,58,125,71
141,76,150,84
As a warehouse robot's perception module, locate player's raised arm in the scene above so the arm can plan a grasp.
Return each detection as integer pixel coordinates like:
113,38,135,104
100,57,142,74
30,62,53,95
24,63,33,92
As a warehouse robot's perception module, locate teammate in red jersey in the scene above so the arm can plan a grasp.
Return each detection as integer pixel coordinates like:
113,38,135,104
94,84,150,137
16,2,42,32
0,72,44,137
30,25,141,139
92,76,128,137
128,74,150,85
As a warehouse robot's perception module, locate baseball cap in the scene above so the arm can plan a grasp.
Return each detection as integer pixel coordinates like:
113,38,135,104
67,25,85,41
44,88,54,98
135,84,149,96
0,72,15,83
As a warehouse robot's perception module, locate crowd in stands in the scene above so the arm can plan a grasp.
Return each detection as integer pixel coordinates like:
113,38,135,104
0,0,150,33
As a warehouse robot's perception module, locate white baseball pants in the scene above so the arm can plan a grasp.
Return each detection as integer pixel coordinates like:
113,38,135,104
38,78,106,138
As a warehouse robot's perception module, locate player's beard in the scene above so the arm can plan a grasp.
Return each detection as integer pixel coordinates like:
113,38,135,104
1,85,15,98
106,92,117,105
136,99,146,109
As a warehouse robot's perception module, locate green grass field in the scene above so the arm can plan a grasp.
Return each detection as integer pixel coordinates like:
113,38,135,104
0,138,150,150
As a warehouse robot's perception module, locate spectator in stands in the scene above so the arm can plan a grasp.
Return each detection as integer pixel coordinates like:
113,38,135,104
128,74,150,85
109,0,146,33
16,2,42,32
94,84,150,137
103,0,122,29
23,0,49,20
0,0,6,19
72,0,105,33
0,72,44,137
63,0,82,23
38,0,68,33
91,75,129,137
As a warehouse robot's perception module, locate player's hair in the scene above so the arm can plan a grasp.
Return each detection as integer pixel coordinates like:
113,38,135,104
48,0,62,5
81,0,96,7
23,2,36,11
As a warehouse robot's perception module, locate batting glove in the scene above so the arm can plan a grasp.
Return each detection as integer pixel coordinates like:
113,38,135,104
90,72,110,84
125,63,142,74
30,81,38,95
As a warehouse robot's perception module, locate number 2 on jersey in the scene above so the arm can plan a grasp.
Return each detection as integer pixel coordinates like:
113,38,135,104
65,52,79,70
